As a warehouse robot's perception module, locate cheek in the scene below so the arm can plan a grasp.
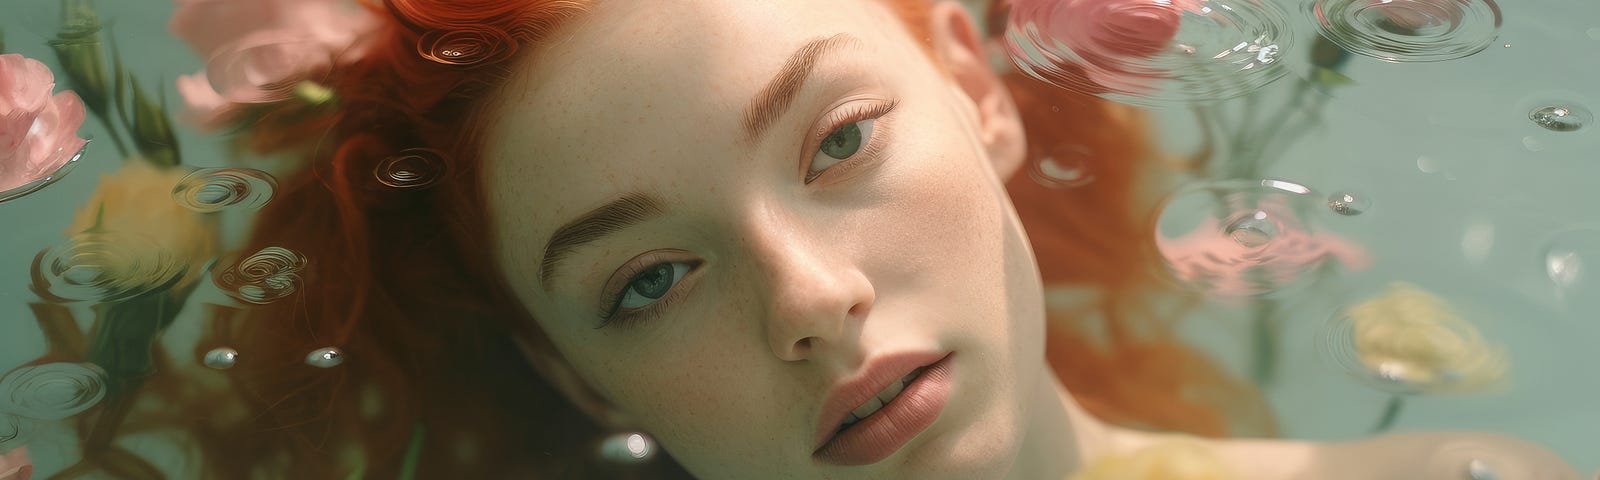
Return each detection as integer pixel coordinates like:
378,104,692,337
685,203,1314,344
592,327,796,470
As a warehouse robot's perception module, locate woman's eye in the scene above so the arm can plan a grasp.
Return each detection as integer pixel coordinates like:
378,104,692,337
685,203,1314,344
613,261,690,311
812,118,875,171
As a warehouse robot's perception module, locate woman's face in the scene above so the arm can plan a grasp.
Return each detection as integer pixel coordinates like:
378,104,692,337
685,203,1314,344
481,0,1047,478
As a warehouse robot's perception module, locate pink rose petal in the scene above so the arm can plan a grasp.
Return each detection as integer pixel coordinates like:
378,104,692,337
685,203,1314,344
0,54,89,196
0,446,32,480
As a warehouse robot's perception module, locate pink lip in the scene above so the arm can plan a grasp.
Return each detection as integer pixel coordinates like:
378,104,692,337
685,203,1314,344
812,351,953,465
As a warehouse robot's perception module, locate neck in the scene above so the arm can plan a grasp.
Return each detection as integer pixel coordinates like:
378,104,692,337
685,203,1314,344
1002,364,1117,480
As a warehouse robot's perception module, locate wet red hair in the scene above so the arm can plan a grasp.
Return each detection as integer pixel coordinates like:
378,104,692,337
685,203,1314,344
136,0,1276,478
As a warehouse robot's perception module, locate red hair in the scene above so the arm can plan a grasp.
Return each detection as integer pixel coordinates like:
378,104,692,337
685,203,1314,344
117,0,1273,477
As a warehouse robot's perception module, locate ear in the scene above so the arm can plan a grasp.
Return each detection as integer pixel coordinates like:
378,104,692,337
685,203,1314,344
927,0,1028,182
513,335,639,431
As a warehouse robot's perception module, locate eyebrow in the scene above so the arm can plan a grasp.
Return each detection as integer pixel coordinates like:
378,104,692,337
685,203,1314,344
539,192,668,291
537,34,862,292
741,33,863,144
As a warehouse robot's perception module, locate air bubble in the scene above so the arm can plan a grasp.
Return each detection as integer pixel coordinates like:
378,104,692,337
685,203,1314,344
305,347,345,368
1310,0,1503,62
1543,229,1600,308
599,431,657,463
1327,191,1370,215
1528,104,1590,132
1225,211,1279,248
1027,146,1096,188
173,168,279,212
1467,459,1498,480
1003,0,1293,107
203,347,240,370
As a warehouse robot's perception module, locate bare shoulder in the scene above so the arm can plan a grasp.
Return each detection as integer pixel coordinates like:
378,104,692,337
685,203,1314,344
1317,431,1582,480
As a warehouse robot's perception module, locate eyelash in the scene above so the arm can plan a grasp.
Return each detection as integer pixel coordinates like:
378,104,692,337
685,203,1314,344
805,100,899,184
597,100,900,329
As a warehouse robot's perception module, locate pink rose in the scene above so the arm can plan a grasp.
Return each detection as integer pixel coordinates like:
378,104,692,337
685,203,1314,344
0,54,89,200
168,0,379,129
0,446,31,480
1005,0,1203,94
1155,200,1371,297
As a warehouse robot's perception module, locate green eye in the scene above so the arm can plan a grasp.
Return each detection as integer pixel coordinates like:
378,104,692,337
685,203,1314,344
819,119,873,160
616,262,682,309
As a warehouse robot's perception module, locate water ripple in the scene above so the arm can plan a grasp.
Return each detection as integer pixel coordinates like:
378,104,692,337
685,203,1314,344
1311,0,1502,62
172,168,279,212
31,232,188,303
375,148,449,189
0,363,109,420
1004,0,1293,107
212,246,309,305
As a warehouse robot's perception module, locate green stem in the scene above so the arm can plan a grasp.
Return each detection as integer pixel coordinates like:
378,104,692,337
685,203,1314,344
398,423,426,480
1248,297,1281,386
1370,395,1405,433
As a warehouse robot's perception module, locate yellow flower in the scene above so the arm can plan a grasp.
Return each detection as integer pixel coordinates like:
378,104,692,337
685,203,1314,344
1070,436,1238,480
1348,282,1509,393
64,159,220,292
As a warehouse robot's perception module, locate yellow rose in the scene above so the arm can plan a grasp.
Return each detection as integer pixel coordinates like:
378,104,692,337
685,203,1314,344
1069,436,1238,480
1348,282,1508,393
63,159,220,293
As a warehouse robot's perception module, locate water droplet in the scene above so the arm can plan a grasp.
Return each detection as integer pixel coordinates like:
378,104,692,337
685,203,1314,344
1003,0,1293,107
1154,179,1364,297
1528,104,1591,132
1467,459,1498,480
173,168,279,212
306,347,345,368
376,148,449,189
0,363,109,420
1327,191,1370,215
1028,146,1096,188
0,141,87,204
32,232,189,303
212,247,310,305
1501,43,1511,48
1310,0,1503,62
203,347,240,370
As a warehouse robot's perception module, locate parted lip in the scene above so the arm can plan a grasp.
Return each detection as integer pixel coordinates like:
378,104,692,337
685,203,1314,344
812,350,949,452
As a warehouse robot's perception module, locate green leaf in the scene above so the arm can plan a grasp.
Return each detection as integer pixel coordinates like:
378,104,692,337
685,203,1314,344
127,76,181,167
47,0,112,120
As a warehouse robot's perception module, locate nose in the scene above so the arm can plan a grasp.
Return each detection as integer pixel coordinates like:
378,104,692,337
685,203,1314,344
746,211,876,363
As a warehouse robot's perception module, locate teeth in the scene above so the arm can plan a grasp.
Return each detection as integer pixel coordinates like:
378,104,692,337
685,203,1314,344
850,396,884,419
839,367,926,430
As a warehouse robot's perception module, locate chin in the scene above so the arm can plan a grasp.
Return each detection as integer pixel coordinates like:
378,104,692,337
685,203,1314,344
899,356,1031,480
